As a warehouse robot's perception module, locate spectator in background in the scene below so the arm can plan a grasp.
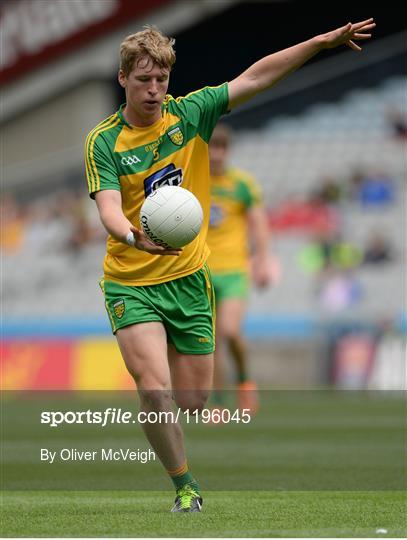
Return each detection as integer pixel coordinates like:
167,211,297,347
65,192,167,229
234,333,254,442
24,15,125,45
347,167,366,201
367,317,406,390
386,106,407,141
268,193,340,235
348,167,395,207
299,231,363,312
359,169,395,207
363,232,394,265
331,323,376,387
330,234,363,269
65,190,104,254
298,230,362,274
317,268,363,312
312,175,343,205
0,194,25,255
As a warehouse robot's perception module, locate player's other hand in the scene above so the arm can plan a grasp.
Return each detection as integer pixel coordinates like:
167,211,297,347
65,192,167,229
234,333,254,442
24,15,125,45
251,256,273,288
129,226,182,256
251,254,282,288
320,18,375,52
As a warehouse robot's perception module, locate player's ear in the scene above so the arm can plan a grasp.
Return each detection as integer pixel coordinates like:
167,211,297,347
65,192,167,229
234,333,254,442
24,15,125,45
118,70,126,88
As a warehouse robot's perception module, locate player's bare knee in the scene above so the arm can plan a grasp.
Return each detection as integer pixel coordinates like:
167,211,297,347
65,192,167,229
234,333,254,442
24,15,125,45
139,389,173,411
228,333,244,347
174,390,210,414
219,324,239,340
127,371,141,387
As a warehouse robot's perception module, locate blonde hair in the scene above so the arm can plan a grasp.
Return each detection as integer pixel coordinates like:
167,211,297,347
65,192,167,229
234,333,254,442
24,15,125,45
120,26,176,76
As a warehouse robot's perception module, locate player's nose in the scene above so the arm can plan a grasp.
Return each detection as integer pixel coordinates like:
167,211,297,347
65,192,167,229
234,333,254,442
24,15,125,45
148,79,159,95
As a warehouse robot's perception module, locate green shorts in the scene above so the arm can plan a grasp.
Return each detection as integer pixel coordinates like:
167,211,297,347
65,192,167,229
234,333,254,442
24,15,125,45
211,271,249,303
100,265,215,355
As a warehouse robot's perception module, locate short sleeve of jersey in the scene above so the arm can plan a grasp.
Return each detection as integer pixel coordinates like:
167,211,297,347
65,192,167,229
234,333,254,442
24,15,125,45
170,83,229,143
236,173,263,209
85,133,120,199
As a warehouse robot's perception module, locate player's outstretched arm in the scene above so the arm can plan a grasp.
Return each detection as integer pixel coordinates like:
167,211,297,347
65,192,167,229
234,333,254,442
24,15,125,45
95,190,182,256
228,18,375,109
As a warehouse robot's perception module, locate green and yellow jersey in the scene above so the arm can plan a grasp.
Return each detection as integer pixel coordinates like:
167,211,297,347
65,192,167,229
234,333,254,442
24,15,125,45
207,167,262,273
85,84,228,286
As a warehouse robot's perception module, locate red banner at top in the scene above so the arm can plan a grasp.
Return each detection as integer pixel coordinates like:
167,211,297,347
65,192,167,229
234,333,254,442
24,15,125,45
0,0,171,85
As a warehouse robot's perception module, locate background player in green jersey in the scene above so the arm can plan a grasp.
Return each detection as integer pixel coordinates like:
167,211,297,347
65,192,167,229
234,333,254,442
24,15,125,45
207,123,271,415
85,20,375,512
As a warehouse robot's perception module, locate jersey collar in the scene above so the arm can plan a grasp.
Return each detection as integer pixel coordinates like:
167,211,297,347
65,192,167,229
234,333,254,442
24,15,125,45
117,103,166,130
117,104,131,127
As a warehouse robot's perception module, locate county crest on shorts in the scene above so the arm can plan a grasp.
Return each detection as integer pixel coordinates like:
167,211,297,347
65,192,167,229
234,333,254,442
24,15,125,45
168,126,183,146
113,299,125,319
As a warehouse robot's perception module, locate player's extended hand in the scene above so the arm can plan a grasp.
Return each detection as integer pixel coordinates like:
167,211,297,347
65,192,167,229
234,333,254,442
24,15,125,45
129,226,182,256
321,18,376,52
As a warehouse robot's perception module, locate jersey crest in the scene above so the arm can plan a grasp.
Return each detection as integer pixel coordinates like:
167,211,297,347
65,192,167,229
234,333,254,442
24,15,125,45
113,299,125,319
167,126,184,146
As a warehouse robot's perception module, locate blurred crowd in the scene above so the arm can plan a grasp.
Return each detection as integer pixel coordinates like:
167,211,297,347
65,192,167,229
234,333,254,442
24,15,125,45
268,163,401,312
1,189,106,258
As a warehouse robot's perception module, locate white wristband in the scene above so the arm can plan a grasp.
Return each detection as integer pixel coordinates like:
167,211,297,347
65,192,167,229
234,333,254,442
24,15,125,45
126,231,135,247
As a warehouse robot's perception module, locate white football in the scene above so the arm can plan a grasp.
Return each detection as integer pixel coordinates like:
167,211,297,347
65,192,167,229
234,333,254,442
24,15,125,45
140,186,203,248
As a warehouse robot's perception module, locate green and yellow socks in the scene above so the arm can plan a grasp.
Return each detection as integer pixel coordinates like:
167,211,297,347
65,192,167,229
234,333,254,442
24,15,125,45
167,462,200,493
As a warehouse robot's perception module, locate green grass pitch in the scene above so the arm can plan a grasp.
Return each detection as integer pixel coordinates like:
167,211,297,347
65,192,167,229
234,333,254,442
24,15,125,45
1,391,406,537
2,490,406,537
